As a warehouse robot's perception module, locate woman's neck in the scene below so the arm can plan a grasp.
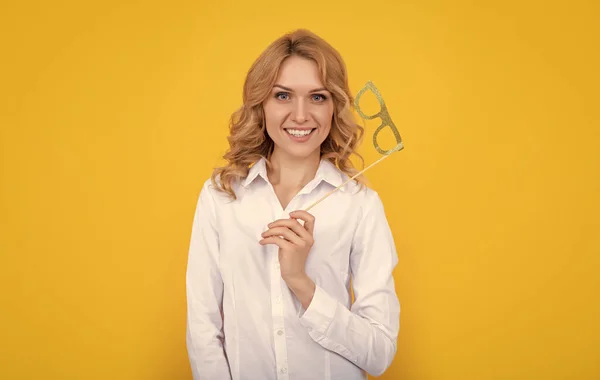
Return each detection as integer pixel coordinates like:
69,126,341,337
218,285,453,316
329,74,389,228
267,149,321,189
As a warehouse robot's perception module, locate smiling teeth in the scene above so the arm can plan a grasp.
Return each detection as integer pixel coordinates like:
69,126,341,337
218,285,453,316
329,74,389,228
286,129,313,137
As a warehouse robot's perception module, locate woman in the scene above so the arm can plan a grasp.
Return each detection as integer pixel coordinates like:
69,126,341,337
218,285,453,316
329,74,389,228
186,29,400,380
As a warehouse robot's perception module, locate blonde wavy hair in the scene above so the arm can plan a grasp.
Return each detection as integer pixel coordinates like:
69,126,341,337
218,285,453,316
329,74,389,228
211,29,367,200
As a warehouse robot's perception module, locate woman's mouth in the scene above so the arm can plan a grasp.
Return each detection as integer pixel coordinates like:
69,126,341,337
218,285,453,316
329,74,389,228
284,128,316,143
285,128,316,138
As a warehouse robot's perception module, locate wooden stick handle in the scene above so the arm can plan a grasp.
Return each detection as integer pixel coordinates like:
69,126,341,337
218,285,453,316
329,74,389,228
303,144,403,212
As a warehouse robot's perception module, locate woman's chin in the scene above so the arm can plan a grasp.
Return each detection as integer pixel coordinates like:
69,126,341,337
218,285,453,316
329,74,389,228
272,144,321,160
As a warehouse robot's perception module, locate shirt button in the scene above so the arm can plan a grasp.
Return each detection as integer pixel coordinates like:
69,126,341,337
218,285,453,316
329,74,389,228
280,367,287,374
275,296,281,303
277,329,284,336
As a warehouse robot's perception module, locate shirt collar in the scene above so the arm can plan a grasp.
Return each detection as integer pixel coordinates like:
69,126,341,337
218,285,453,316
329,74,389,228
242,157,268,188
241,157,346,192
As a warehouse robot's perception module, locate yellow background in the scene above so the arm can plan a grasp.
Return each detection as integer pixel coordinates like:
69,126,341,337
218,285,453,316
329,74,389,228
1,1,599,379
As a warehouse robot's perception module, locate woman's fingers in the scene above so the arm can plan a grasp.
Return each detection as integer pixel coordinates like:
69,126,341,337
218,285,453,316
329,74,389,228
267,219,311,241
289,211,316,235
261,212,316,248
261,226,303,245
259,235,293,250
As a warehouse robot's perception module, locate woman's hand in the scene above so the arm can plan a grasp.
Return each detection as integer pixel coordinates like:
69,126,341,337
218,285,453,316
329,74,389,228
259,210,315,283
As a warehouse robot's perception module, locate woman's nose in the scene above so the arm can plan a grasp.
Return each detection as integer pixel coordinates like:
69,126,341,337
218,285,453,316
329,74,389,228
291,99,307,123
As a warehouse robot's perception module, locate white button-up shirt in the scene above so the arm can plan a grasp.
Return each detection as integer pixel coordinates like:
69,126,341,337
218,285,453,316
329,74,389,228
186,158,400,380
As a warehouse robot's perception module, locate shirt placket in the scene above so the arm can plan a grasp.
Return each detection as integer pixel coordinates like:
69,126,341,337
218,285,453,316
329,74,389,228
267,183,315,379
270,243,289,380
270,206,290,380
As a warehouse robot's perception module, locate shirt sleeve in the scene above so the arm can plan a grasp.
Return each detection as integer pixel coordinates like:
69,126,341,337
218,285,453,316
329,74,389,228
299,190,401,376
185,181,233,380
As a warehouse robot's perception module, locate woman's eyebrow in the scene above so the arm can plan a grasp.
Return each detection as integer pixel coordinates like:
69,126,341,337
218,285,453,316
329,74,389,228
273,84,329,93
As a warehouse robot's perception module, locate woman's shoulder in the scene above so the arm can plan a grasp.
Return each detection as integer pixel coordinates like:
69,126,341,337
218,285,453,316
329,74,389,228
337,170,380,200
333,172,387,216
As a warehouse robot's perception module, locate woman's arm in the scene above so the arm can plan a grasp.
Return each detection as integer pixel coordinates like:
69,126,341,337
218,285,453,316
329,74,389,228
298,191,401,376
185,182,232,380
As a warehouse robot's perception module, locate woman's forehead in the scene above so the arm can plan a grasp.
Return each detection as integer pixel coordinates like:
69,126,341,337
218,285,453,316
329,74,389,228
275,57,325,91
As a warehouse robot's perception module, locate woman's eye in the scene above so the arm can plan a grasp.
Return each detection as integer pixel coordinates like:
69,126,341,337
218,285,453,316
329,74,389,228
312,94,327,102
275,92,289,101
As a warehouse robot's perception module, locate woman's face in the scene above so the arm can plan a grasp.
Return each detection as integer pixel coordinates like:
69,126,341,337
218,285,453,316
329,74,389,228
263,56,334,160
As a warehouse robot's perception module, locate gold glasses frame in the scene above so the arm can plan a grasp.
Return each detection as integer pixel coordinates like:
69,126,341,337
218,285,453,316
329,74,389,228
354,81,404,155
